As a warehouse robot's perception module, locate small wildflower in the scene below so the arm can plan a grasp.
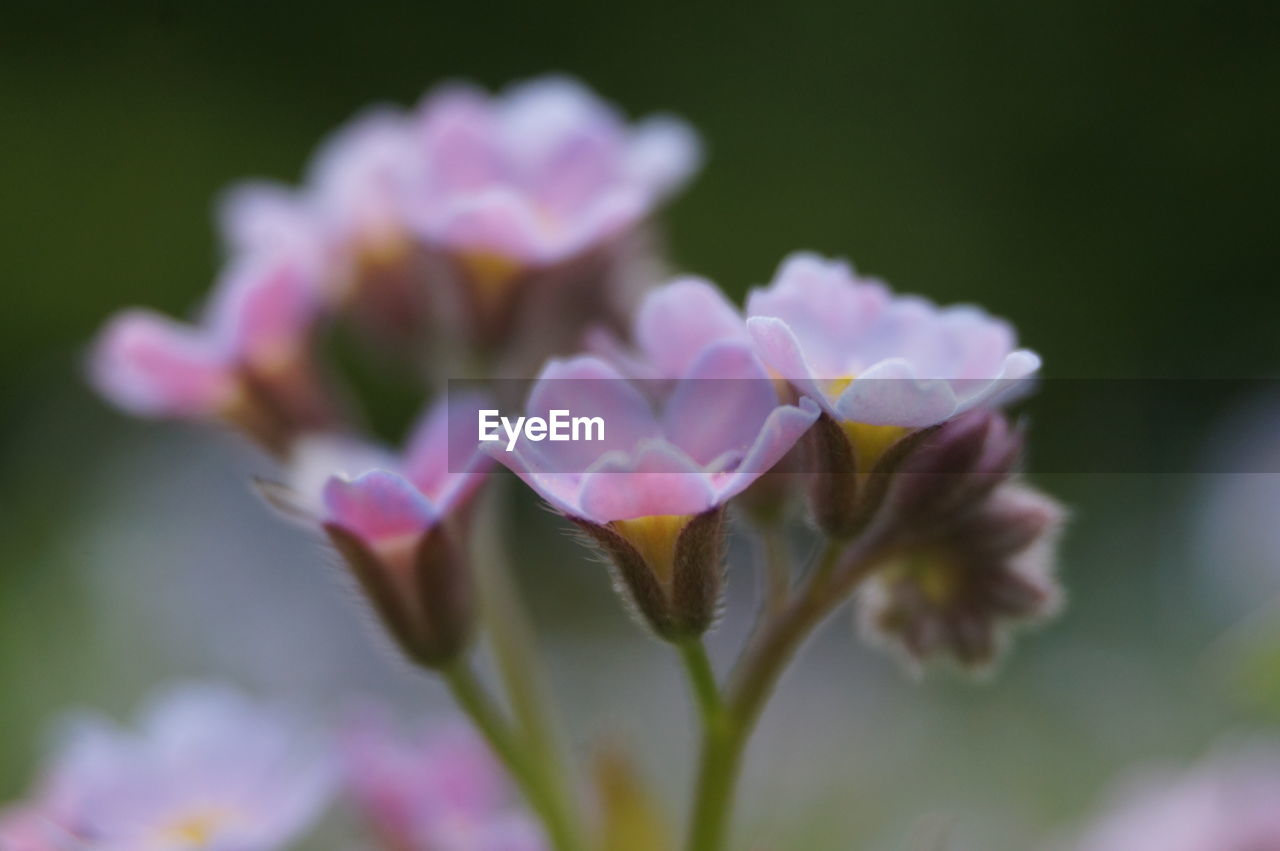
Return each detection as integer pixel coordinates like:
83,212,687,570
0,684,334,851
746,252,1040,536
492,348,817,638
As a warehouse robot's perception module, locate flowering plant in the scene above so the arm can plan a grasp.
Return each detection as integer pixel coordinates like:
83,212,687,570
6,76,1066,851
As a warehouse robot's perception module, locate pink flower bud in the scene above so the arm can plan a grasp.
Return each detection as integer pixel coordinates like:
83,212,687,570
263,395,494,667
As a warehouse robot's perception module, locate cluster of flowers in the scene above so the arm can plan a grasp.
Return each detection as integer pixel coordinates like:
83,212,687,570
72,75,1066,850
0,685,542,851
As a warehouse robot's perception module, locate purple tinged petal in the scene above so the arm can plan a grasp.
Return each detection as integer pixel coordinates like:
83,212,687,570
523,356,661,470
661,342,780,465
428,188,547,261
89,310,235,418
746,315,836,415
578,442,716,522
285,436,398,518
485,440,586,519
624,115,703,197
402,392,495,512
496,76,625,177
216,180,321,262
833,359,961,428
307,106,418,246
323,470,437,546
412,84,502,196
746,252,891,377
636,278,750,378
206,254,321,363
713,397,820,501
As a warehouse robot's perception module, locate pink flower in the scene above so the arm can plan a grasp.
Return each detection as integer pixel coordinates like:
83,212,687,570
341,710,546,851
747,252,1040,429
1,684,334,851
89,252,331,452
587,276,751,379
404,76,699,270
1067,743,1280,851
218,77,700,363
492,347,816,638
0,805,69,851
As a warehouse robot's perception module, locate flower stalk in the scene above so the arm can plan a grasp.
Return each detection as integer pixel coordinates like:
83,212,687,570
441,661,586,851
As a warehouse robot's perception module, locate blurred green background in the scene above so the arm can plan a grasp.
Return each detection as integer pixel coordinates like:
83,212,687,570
3,1,1280,848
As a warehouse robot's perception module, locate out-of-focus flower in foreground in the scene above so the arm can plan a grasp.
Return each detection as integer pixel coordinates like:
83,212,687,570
1064,742,1280,851
0,805,66,851
492,349,817,639
0,684,334,851
746,252,1041,537
342,709,546,851
90,253,332,453
263,394,493,668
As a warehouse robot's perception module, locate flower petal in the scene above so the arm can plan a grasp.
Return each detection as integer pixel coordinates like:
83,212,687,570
578,442,715,522
662,342,780,466
636,278,749,378
323,470,436,545
89,310,234,418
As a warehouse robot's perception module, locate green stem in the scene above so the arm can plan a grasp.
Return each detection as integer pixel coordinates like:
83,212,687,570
760,525,792,617
678,639,724,727
471,485,582,840
443,662,583,851
683,538,884,851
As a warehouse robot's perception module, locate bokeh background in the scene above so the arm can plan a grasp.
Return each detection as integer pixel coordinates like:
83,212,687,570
3,2,1280,848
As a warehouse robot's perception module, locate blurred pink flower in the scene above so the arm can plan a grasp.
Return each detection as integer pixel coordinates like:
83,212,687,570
89,252,332,451
403,76,699,269
218,77,700,363
341,711,546,851
1067,742,1280,851
0,805,70,851
747,252,1040,428
0,684,334,851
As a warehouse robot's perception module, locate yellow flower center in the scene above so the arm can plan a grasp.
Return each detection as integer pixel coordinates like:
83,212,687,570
889,552,960,605
157,807,232,847
611,515,694,587
459,250,524,309
824,376,911,473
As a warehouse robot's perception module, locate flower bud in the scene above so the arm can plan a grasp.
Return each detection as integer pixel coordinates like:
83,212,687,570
323,471,475,669
574,508,725,641
884,409,1024,531
859,482,1064,670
